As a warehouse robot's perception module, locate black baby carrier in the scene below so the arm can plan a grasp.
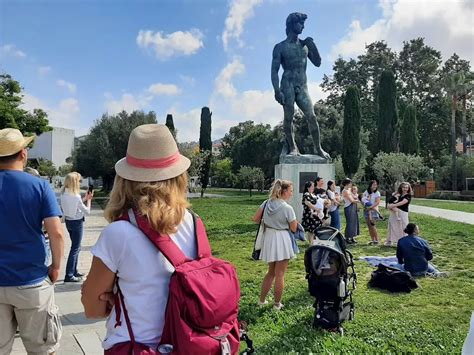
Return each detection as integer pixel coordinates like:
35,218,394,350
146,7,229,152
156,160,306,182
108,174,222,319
304,226,357,335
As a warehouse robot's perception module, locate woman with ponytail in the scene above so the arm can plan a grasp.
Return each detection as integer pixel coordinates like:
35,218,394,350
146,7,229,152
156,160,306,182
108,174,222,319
253,179,297,310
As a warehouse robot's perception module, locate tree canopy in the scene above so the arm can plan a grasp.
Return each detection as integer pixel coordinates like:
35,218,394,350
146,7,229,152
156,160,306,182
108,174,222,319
0,74,51,135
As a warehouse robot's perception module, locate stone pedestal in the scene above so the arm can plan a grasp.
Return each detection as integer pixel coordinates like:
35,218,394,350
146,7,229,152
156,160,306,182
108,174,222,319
275,163,335,222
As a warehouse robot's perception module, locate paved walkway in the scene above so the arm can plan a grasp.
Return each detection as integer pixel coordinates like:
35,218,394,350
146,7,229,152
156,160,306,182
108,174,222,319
410,204,474,225
12,204,107,354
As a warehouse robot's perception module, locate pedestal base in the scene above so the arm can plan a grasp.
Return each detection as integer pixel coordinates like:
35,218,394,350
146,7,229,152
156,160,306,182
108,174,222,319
275,163,335,222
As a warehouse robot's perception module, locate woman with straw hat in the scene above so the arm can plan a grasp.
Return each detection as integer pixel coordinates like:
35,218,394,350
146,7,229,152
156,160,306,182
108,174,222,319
81,124,195,351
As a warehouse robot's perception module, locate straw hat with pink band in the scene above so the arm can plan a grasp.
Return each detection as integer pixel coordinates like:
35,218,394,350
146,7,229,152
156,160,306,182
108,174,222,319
115,124,191,182
0,128,35,157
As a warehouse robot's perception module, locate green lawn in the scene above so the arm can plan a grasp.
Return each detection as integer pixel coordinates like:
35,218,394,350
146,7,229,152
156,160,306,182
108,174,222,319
190,196,473,353
411,198,474,214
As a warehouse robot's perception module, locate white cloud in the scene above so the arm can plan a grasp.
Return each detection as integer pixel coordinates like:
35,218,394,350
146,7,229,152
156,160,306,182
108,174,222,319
222,0,263,51
22,93,82,130
104,93,150,115
179,74,196,86
37,66,52,77
213,58,245,98
56,79,77,94
1,44,26,58
105,82,182,114
330,0,474,62
148,83,181,96
136,29,204,59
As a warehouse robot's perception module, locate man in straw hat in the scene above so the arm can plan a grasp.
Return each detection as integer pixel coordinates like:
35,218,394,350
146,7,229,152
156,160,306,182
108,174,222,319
0,128,64,354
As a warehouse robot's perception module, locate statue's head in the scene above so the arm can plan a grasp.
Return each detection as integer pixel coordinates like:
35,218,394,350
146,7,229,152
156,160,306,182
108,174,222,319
286,12,307,35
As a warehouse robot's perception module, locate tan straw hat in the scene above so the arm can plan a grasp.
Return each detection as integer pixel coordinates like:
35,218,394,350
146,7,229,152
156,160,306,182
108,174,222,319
115,124,191,182
0,128,35,157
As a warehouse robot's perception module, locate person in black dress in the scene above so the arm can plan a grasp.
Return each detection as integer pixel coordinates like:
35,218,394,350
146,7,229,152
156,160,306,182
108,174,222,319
302,181,321,244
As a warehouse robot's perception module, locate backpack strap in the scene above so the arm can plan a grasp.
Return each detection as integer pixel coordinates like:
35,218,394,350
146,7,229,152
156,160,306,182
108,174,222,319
122,209,211,267
188,210,212,258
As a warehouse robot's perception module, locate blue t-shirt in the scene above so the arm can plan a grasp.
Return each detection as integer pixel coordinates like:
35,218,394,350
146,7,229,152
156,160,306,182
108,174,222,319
396,235,433,275
0,170,62,286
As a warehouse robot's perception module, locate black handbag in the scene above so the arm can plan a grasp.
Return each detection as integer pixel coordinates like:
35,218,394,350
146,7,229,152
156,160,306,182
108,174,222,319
251,201,268,260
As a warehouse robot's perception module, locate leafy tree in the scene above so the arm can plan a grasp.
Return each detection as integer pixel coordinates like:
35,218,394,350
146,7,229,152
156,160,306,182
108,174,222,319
58,164,73,177
237,166,264,196
230,123,281,179
37,159,57,179
396,38,442,106
73,110,157,190
221,121,258,158
211,158,235,187
199,107,212,197
165,114,177,140
373,152,428,193
342,86,361,178
377,70,399,153
399,104,419,155
0,74,51,135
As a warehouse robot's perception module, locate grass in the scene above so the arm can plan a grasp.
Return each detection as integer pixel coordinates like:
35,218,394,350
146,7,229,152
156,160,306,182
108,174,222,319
412,198,474,214
189,195,474,354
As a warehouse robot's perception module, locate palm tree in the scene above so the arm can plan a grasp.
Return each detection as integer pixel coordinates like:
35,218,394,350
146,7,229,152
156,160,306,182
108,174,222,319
458,72,474,154
443,72,464,190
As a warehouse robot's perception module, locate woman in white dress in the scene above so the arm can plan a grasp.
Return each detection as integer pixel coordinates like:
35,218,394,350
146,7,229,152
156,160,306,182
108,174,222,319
253,179,297,310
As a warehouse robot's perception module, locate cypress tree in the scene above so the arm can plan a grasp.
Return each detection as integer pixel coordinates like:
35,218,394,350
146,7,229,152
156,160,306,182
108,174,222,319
399,104,419,155
199,107,212,197
377,70,399,153
165,114,176,139
342,86,361,178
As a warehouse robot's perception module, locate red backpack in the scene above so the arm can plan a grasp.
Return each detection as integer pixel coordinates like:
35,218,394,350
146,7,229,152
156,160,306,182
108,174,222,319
107,210,241,355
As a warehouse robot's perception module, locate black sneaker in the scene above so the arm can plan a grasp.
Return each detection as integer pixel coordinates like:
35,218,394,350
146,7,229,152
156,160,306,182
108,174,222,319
64,276,82,283
74,272,85,277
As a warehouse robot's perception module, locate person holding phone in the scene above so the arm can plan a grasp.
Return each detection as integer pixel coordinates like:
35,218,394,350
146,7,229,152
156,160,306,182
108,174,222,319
60,172,93,282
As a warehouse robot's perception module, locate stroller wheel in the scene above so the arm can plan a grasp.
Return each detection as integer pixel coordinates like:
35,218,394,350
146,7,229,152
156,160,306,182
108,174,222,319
349,308,355,320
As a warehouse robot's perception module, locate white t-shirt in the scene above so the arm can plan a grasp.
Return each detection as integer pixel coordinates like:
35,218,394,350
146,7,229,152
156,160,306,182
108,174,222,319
327,190,339,212
91,210,197,350
60,192,90,220
362,190,381,211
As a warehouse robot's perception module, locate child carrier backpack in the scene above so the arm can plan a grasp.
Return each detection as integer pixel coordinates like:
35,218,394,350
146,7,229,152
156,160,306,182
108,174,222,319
304,226,357,335
109,209,248,355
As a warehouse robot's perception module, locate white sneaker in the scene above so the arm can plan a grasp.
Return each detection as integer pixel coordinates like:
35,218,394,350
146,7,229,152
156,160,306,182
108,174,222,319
258,300,268,307
273,302,284,310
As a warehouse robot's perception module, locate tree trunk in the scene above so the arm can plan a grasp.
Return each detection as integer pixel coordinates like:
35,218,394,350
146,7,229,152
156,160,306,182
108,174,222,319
461,95,467,154
450,96,457,191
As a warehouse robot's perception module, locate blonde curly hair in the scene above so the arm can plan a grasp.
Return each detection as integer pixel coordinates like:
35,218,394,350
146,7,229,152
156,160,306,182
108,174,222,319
104,172,190,234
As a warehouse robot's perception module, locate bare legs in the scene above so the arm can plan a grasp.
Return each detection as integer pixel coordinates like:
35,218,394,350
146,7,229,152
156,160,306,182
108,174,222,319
367,218,379,244
259,260,289,304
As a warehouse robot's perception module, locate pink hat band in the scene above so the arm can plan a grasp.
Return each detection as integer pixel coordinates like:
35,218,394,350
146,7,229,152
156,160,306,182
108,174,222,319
126,151,180,169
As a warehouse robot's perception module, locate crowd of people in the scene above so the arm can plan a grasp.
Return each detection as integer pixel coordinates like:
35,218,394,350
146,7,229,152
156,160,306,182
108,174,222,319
0,125,448,353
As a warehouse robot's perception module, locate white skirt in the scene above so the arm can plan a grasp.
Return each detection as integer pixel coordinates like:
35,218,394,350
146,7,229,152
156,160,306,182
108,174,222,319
260,227,295,262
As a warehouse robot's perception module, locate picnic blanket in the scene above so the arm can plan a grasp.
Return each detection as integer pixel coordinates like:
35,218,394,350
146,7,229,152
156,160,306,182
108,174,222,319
359,256,404,270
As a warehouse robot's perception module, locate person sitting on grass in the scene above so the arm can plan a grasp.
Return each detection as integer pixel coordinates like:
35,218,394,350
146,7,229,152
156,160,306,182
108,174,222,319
396,223,445,277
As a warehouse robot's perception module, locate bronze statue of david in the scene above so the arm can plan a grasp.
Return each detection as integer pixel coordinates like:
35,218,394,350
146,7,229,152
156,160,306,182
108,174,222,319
272,12,330,161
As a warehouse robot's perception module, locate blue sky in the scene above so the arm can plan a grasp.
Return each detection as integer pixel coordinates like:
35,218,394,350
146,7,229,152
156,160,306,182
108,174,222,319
1,0,473,141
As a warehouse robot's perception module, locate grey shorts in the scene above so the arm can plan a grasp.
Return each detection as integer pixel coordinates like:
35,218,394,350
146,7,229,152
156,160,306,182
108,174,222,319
0,278,62,355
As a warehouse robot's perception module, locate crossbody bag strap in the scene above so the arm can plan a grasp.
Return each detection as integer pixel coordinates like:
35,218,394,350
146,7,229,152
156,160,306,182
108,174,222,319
253,201,268,246
114,279,136,344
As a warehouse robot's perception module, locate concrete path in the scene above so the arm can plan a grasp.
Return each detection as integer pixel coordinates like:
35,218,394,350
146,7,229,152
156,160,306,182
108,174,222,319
410,204,474,225
12,204,107,354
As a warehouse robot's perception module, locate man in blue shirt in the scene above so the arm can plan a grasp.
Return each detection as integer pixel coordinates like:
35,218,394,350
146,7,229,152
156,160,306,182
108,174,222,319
0,128,64,354
396,223,439,276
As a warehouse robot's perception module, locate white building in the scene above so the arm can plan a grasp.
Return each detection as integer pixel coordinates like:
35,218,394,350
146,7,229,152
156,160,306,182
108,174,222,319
28,127,75,168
